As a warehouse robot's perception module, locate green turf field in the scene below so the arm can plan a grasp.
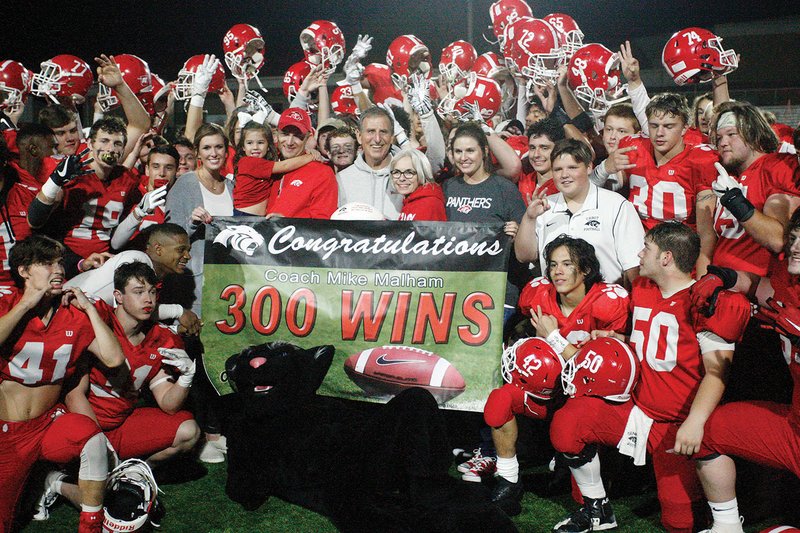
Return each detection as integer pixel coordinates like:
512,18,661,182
18,460,780,532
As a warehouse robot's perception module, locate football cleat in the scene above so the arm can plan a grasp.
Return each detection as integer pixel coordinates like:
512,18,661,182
32,470,66,521
491,476,524,516
553,496,618,532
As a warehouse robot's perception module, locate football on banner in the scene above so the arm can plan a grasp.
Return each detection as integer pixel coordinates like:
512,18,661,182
330,202,385,221
760,527,800,533
344,345,466,403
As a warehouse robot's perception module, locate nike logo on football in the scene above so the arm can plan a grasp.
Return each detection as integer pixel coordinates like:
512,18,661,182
376,355,424,365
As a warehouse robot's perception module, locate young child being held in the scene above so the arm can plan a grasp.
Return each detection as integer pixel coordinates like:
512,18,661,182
233,121,321,216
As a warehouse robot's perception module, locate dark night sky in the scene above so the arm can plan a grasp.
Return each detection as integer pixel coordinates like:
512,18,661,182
2,0,792,81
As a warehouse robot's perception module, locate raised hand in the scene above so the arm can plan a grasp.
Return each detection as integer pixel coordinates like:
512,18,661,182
619,41,641,86
95,54,124,88
159,348,196,387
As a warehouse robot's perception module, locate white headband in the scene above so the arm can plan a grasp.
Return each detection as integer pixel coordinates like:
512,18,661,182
716,111,737,131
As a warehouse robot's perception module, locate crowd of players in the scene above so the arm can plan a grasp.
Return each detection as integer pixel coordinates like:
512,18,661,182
1,0,800,531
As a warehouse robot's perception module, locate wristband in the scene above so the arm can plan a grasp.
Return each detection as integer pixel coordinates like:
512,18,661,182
189,94,206,108
394,130,409,148
569,112,594,133
77,259,85,272
720,188,755,222
178,373,194,388
480,122,493,135
40,178,62,201
546,330,569,354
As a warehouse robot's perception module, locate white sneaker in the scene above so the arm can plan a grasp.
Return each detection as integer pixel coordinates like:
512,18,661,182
32,471,66,521
199,436,227,463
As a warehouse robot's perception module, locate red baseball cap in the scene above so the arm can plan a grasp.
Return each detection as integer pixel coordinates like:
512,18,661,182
278,107,313,136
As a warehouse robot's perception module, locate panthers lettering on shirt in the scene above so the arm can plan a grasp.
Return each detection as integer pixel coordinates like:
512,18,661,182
88,304,184,429
445,196,493,212
60,166,140,258
765,255,800,427
0,288,97,386
628,277,749,422
518,277,630,343
618,134,718,230
713,153,800,276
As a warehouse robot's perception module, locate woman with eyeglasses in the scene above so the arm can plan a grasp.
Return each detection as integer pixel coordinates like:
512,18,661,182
389,148,447,221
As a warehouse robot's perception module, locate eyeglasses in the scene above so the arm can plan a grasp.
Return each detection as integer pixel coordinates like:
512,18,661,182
390,169,418,181
329,144,356,155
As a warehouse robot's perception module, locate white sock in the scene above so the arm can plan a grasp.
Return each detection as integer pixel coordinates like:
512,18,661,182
709,498,742,530
496,455,519,483
80,503,102,513
569,453,606,499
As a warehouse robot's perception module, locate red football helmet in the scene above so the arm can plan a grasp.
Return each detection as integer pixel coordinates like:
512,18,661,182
543,13,584,58
501,337,564,401
30,54,94,104
362,63,402,105
472,52,509,81
506,18,565,86
662,27,738,86
300,20,346,74
0,60,32,110
331,84,358,115
568,44,629,117
386,35,432,88
282,60,313,102
223,24,265,80
437,74,502,122
561,337,638,403
439,40,478,85
489,0,533,48
97,54,152,112
174,54,226,102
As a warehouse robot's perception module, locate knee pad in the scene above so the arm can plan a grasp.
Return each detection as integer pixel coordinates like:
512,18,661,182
79,433,110,482
559,444,598,469
484,387,514,428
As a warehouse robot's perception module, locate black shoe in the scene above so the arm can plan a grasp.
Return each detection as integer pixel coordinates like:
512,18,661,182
552,497,617,532
149,497,165,529
490,476,523,517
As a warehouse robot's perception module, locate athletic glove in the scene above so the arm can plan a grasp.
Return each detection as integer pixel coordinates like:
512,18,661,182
159,348,196,388
712,162,755,222
689,265,738,317
134,184,167,219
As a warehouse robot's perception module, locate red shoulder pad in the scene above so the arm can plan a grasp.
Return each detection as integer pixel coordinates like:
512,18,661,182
695,290,752,343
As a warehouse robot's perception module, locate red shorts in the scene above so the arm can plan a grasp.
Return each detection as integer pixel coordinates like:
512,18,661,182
550,397,701,532
0,406,100,530
105,407,193,459
698,401,800,476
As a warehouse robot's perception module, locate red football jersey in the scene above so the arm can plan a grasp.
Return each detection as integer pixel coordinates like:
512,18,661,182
518,277,630,343
765,255,800,427
629,277,749,422
0,181,35,284
683,127,708,146
517,171,558,204
234,156,276,209
713,153,800,276
60,166,141,258
266,162,338,219
0,288,98,386
87,313,184,430
619,134,718,230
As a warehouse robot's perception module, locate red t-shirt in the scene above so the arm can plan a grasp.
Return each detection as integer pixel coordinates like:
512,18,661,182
713,153,800,276
266,161,338,219
233,156,276,209
619,134,718,230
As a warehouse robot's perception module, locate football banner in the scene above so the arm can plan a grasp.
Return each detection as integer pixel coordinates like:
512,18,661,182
201,217,511,411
